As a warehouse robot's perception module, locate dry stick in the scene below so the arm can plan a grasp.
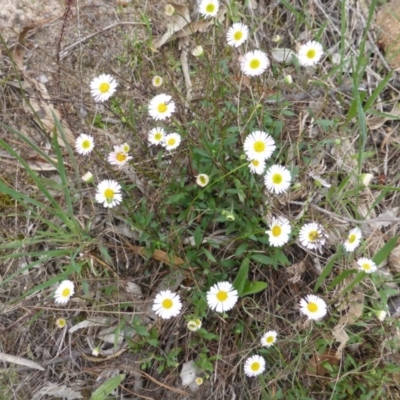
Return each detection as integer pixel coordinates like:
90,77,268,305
59,22,146,60
56,0,73,95
289,200,400,224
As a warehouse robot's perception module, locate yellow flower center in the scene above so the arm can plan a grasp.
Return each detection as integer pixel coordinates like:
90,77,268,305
206,4,215,13
253,141,265,153
116,152,127,162
162,299,173,309
82,140,91,149
266,336,274,343
307,302,318,313
56,318,66,327
99,82,110,93
308,230,319,241
272,173,282,184
249,59,261,70
62,288,71,297
271,226,282,237
306,49,316,59
251,362,260,371
154,77,161,85
199,176,207,185
348,234,356,244
216,290,228,302
362,263,370,271
234,31,243,41
158,103,167,113
167,138,176,146
104,188,115,199
252,160,260,167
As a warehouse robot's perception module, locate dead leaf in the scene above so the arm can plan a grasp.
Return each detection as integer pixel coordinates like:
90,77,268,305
153,5,226,49
367,105,400,131
21,76,75,147
332,325,350,359
389,245,400,275
153,3,191,49
32,383,82,400
333,293,364,358
0,352,44,371
376,0,400,70
270,48,295,64
307,349,339,376
368,207,400,231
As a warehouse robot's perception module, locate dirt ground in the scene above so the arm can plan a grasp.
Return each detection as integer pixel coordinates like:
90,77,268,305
2,0,400,399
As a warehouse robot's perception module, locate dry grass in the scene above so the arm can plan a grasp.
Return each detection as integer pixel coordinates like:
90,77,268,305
2,0,400,399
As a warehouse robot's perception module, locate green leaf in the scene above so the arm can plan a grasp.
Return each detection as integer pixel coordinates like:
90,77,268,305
194,225,203,248
314,247,342,291
233,258,249,295
373,235,399,265
234,243,248,257
341,271,365,296
328,269,355,290
250,254,273,266
241,281,267,296
203,248,216,263
90,374,125,400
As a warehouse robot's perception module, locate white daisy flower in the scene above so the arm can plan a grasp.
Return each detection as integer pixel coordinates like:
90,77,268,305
260,330,278,347
248,159,266,175
148,127,166,146
243,131,276,161
148,94,176,121
240,50,270,76
54,280,75,305
195,377,204,385
192,45,204,57
152,75,163,87
226,22,249,47
75,133,95,156
343,227,362,252
90,74,118,102
207,281,238,313
55,318,67,328
264,165,291,194
163,133,181,151
82,172,94,183
299,294,327,320
107,145,132,168
357,257,377,274
244,355,266,377
95,179,123,208
196,174,209,187
265,216,291,247
152,290,182,319
297,40,324,67
199,0,219,18
299,222,327,250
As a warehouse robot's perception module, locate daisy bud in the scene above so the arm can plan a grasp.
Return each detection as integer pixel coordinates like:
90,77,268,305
221,210,235,221
360,173,373,187
82,172,94,183
92,347,100,357
272,34,282,43
165,4,175,16
192,45,204,57
375,310,387,321
283,75,293,84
